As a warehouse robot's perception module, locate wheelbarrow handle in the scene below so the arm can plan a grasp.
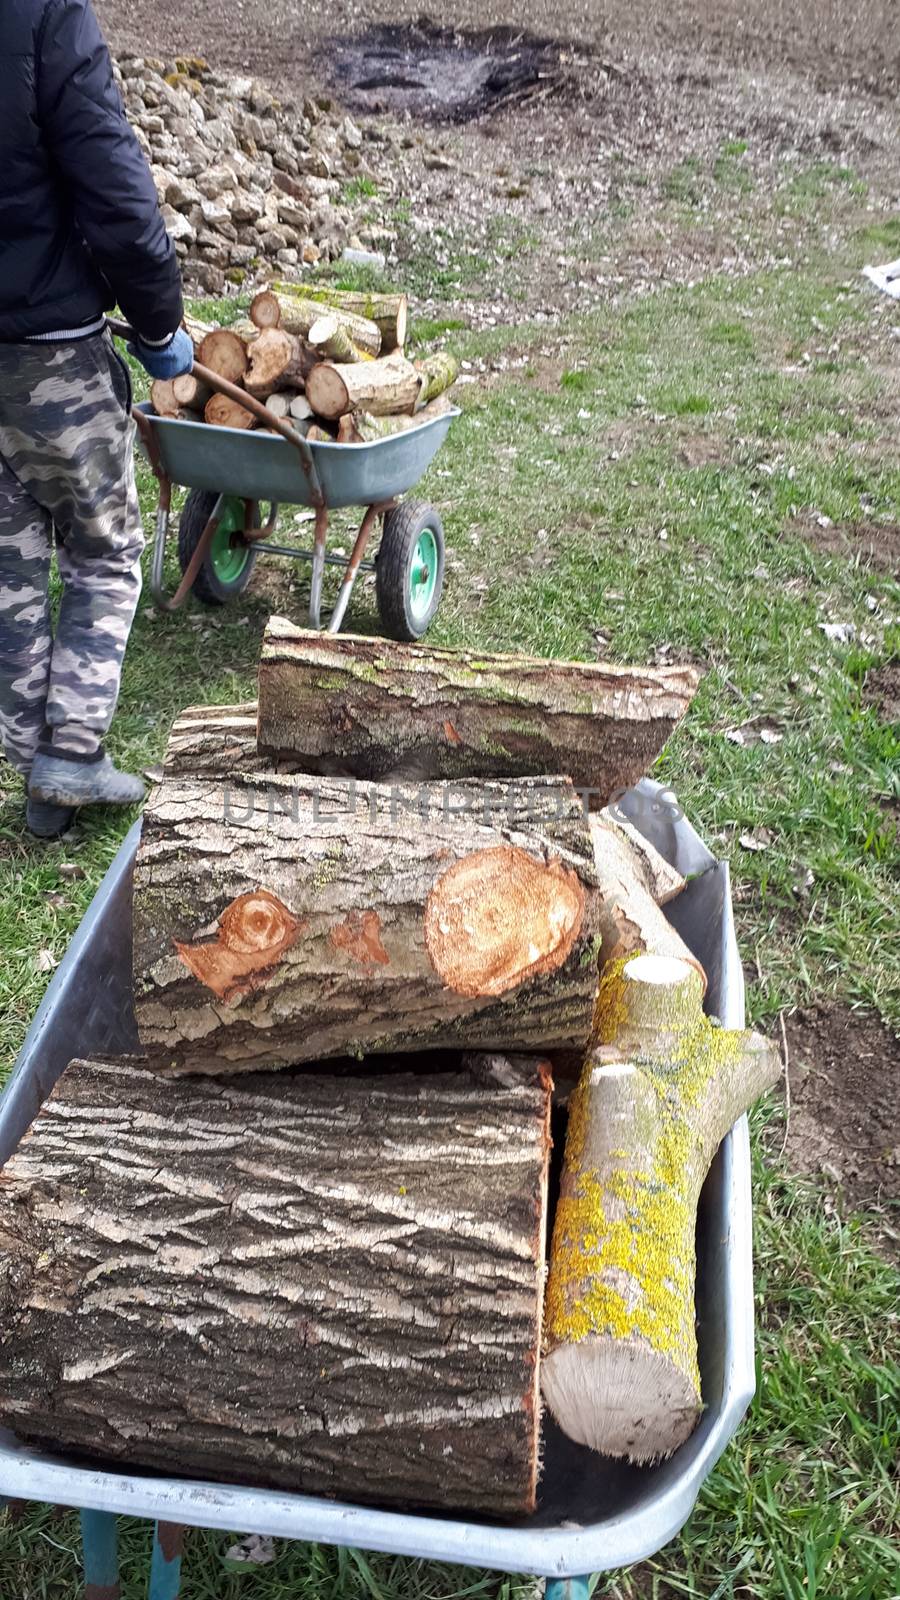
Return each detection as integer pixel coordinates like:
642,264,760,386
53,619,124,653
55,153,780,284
106,315,313,456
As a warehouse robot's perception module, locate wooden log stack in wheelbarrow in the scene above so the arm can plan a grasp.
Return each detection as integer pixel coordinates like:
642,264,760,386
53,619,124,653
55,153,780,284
0,620,779,1519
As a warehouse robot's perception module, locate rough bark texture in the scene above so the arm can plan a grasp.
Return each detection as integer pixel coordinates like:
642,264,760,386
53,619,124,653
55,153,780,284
256,618,701,801
0,1052,552,1515
599,809,686,905
305,351,420,420
415,351,459,407
204,393,257,430
250,290,381,357
197,329,249,385
542,953,780,1462
132,770,602,1074
272,282,407,349
348,396,452,442
308,315,360,363
163,703,266,778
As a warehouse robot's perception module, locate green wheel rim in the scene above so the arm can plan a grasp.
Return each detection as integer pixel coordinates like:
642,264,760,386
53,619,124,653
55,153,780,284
209,499,252,584
409,528,439,620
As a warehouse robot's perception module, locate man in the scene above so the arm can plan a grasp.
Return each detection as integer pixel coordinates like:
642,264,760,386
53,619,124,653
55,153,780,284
0,0,194,837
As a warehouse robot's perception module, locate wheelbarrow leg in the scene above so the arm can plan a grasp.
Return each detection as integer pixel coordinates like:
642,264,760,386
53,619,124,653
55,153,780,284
148,1520,184,1599
545,1579,592,1600
327,502,390,634
80,1508,120,1599
308,504,329,630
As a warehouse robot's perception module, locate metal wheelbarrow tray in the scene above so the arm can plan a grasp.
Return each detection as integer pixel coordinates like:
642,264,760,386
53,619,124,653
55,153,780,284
0,783,755,1580
136,401,459,635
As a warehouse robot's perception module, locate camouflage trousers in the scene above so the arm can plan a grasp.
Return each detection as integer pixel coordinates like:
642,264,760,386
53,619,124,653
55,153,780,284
0,333,144,774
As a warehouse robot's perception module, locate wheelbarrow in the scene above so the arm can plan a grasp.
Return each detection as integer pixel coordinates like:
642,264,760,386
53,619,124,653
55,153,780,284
0,782,757,1597
116,321,458,639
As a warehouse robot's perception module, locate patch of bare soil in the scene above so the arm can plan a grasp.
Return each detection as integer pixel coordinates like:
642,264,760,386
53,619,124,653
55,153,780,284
784,1002,900,1256
862,661,900,723
786,516,900,581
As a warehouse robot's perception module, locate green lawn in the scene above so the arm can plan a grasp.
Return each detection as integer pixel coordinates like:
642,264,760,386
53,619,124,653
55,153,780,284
0,211,898,1596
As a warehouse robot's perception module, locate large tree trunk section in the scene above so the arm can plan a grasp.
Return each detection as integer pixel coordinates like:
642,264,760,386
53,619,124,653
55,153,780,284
0,1052,551,1515
132,771,602,1074
245,329,313,396
256,618,701,800
204,394,257,431
250,290,382,358
197,329,249,385
305,352,420,420
541,953,780,1463
415,352,459,407
272,281,408,350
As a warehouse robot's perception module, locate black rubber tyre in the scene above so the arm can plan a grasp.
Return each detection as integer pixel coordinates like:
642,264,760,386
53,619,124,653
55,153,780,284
375,499,445,641
177,490,258,606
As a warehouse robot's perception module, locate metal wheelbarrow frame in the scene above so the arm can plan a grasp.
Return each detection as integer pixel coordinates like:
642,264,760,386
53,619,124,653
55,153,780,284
0,782,758,1594
119,322,457,634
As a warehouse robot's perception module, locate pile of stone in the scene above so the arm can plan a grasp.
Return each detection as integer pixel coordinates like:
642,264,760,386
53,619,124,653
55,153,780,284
114,54,390,296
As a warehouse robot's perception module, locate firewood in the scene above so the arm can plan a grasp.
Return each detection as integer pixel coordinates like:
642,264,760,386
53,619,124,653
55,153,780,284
197,329,249,385
204,393,257,430
150,378,180,418
289,394,313,422
262,391,301,420
250,289,381,357
541,952,779,1462
415,351,459,407
182,312,214,352
163,703,262,777
132,770,603,1073
272,280,408,349
171,373,211,410
305,423,334,442
0,1052,551,1514
307,314,363,363
305,350,421,420
348,396,453,442
245,328,313,396
589,815,704,986
256,618,701,800
599,808,687,905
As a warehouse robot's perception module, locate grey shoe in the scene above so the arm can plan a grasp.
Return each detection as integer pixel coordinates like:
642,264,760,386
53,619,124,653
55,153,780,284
29,748,146,808
25,796,76,839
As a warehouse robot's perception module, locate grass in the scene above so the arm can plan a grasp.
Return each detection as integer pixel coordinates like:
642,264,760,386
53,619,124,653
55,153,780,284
0,184,898,1596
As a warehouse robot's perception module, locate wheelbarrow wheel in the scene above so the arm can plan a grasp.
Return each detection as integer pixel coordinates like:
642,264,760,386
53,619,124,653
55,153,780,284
375,500,445,641
178,490,258,606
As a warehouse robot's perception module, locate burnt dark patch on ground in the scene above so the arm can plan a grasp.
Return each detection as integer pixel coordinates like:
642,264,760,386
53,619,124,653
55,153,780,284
783,1002,900,1257
323,21,584,122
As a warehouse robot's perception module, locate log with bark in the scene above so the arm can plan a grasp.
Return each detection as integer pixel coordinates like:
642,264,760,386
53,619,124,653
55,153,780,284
204,393,257,431
132,769,603,1073
305,351,421,420
541,952,780,1462
307,314,363,363
182,313,215,353
172,373,211,412
272,281,408,350
245,328,314,396
0,1052,552,1514
256,618,701,800
197,328,249,385
589,814,706,986
415,351,459,408
340,395,453,443
149,378,180,419
250,290,381,358
163,703,264,777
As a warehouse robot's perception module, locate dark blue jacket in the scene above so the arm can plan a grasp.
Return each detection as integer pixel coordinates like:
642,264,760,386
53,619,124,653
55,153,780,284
0,0,183,342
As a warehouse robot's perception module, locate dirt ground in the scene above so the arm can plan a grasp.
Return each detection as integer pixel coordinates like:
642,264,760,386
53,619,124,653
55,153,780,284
783,1003,900,1256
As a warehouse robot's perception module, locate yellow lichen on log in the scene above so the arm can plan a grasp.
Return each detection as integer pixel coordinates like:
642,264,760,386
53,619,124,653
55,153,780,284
542,952,780,1463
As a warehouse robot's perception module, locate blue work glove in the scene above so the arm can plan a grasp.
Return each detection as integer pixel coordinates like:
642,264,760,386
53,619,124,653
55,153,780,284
128,326,194,380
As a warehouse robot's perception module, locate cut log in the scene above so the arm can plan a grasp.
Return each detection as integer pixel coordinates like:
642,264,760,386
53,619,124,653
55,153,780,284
599,808,686,905
250,290,381,357
132,770,602,1073
245,328,313,396
541,952,780,1462
163,703,263,778
307,314,362,364
272,280,408,349
263,391,301,420
0,1052,552,1514
348,395,453,442
256,618,701,800
197,329,249,386
204,393,257,431
182,313,214,353
589,814,704,988
305,351,419,420
306,423,335,442
172,373,211,411
289,394,314,422
150,378,180,418
415,351,459,408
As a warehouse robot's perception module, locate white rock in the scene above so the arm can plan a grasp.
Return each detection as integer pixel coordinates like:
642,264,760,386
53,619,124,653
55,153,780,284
200,196,233,227
165,174,201,210
199,165,238,199
149,163,176,201
160,204,195,244
341,116,362,149
232,191,265,224
277,196,310,230
277,247,299,266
